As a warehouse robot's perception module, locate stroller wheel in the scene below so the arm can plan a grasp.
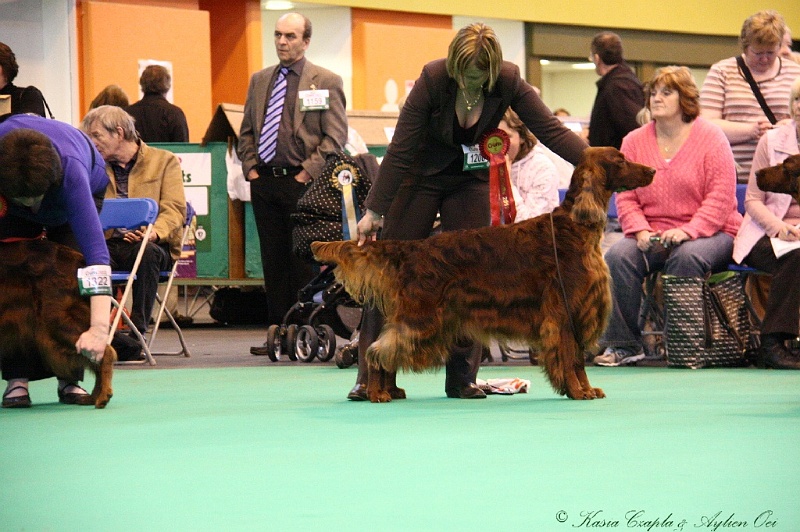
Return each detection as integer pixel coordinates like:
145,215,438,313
284,324,299,361
335,344,356,369
265,324,281,362
295,325,318,362
315,324,337,362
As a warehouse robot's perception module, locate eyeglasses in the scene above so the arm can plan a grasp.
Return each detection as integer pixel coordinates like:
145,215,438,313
746,48,779,59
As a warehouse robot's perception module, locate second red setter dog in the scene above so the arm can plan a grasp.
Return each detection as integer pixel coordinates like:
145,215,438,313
312,147,655,402
0,240,115,408
756,153,800,200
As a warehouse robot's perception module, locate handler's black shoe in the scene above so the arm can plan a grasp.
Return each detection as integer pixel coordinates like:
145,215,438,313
758,343,800,370
445,383,486,399
347,383,368,401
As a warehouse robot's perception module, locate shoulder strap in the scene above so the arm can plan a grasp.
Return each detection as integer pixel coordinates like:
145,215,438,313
736,56,777,125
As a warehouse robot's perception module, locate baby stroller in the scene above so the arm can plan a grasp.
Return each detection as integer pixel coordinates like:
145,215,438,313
261,151,377,363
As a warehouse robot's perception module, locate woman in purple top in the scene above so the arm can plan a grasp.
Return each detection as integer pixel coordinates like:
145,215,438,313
0,114,111,408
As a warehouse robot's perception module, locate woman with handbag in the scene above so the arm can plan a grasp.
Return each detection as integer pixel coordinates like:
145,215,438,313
594,66,742,367
700,10,800,184
732,77,800,370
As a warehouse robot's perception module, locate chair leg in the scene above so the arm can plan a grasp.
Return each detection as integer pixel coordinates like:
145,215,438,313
148,292,192,358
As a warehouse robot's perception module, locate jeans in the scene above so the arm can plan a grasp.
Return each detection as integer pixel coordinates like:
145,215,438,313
600,232,734,349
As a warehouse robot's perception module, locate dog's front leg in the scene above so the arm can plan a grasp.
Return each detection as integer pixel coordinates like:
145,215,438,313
575,361,604,399
90,345,116,408
366,364,393,403
385,371,405,400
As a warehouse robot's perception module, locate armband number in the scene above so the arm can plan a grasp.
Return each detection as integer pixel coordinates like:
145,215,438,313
77,265,113,296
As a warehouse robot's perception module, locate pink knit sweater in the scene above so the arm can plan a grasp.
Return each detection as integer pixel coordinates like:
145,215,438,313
617,117,742,239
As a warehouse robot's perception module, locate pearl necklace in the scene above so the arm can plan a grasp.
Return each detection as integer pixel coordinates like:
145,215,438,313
462,89,482,111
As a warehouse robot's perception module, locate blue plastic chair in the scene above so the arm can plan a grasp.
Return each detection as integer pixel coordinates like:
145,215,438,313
99,197,159,365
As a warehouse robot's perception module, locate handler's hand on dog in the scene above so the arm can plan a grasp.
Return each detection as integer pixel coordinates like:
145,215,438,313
75,325,107,362
357,209,383,246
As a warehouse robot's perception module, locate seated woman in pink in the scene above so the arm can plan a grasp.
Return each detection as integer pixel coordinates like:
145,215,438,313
595,66,742,366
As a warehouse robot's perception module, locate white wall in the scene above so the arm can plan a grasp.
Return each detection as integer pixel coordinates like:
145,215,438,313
0,0,77,123
261,7,354,109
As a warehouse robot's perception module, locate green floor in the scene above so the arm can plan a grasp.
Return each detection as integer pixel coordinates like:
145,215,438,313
2,365,798,531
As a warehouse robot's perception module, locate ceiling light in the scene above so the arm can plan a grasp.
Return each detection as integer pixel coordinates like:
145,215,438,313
572,62,596,70
263,0,294,10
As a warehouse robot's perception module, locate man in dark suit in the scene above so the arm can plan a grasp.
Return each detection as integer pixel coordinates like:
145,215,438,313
238,12,347,353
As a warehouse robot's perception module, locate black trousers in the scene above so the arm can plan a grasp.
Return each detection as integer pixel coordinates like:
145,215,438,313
743,235,800,337
106,239,172,333
1,219,83,382
249,173,315,324
355,171,490,391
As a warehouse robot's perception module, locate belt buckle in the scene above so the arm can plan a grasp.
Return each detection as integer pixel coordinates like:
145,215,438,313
272,167,288,178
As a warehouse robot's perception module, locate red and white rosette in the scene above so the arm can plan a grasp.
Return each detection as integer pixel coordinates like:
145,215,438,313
479,128,516,225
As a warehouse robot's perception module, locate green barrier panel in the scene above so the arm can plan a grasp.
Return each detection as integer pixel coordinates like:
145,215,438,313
151,142,229,278
244,201,262,278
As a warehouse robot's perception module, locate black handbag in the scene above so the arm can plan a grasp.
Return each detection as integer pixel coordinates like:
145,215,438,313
663,272,757,368
291,152,377,262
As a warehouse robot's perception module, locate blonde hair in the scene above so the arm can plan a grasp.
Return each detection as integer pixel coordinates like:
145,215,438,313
446,23,503,93
790,76,800,121
740,10,786,51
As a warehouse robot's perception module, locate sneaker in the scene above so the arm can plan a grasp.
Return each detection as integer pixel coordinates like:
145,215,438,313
594,346,645,367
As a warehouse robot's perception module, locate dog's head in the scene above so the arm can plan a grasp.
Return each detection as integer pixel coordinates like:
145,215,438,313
566,147,655,225
756,154,800,201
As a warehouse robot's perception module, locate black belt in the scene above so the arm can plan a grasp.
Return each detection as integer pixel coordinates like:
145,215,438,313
256,164,303,178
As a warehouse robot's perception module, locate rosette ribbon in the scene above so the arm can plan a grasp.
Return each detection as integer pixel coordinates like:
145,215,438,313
479,128,516,225
330,160,362,240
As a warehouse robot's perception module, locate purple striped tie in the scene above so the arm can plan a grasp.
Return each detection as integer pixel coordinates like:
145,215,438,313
257,66,289,164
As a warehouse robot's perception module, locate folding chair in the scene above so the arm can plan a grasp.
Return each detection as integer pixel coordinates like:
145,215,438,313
99,197,160,365
147,202,195,358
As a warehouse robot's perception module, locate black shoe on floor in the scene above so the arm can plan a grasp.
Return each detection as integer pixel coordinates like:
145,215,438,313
758,342,800,370
250,342,271,356
112,332,144,362
58,384,93,405
2,385,31,408
347,383,368,401
445,383,487,399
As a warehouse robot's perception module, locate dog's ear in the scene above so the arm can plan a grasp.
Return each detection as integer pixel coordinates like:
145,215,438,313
571,160,608,226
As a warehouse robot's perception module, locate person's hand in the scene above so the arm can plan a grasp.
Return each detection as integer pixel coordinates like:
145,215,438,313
294,169,312,185
753,119,773,140
122,229,157,243
635,230,656,252
777,224,800,242
357,209,383,246
660,228,689,247
75,324,108,363
248,168,260,181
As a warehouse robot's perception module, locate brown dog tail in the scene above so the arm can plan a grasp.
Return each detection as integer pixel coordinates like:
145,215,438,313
310,240,398,314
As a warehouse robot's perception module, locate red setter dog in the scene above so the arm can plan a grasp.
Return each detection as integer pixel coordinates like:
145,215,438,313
0,240,116,408
312,147,655,402
756,154,800,200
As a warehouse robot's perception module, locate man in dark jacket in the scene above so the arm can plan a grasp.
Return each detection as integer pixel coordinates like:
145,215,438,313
126,65,189,143
588,32,645,149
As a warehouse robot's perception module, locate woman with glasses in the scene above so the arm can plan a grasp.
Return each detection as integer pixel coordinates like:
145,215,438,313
700,10,800,183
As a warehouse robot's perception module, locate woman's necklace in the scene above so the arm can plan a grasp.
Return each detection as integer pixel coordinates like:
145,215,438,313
462,88,482,111
657,123,690,154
